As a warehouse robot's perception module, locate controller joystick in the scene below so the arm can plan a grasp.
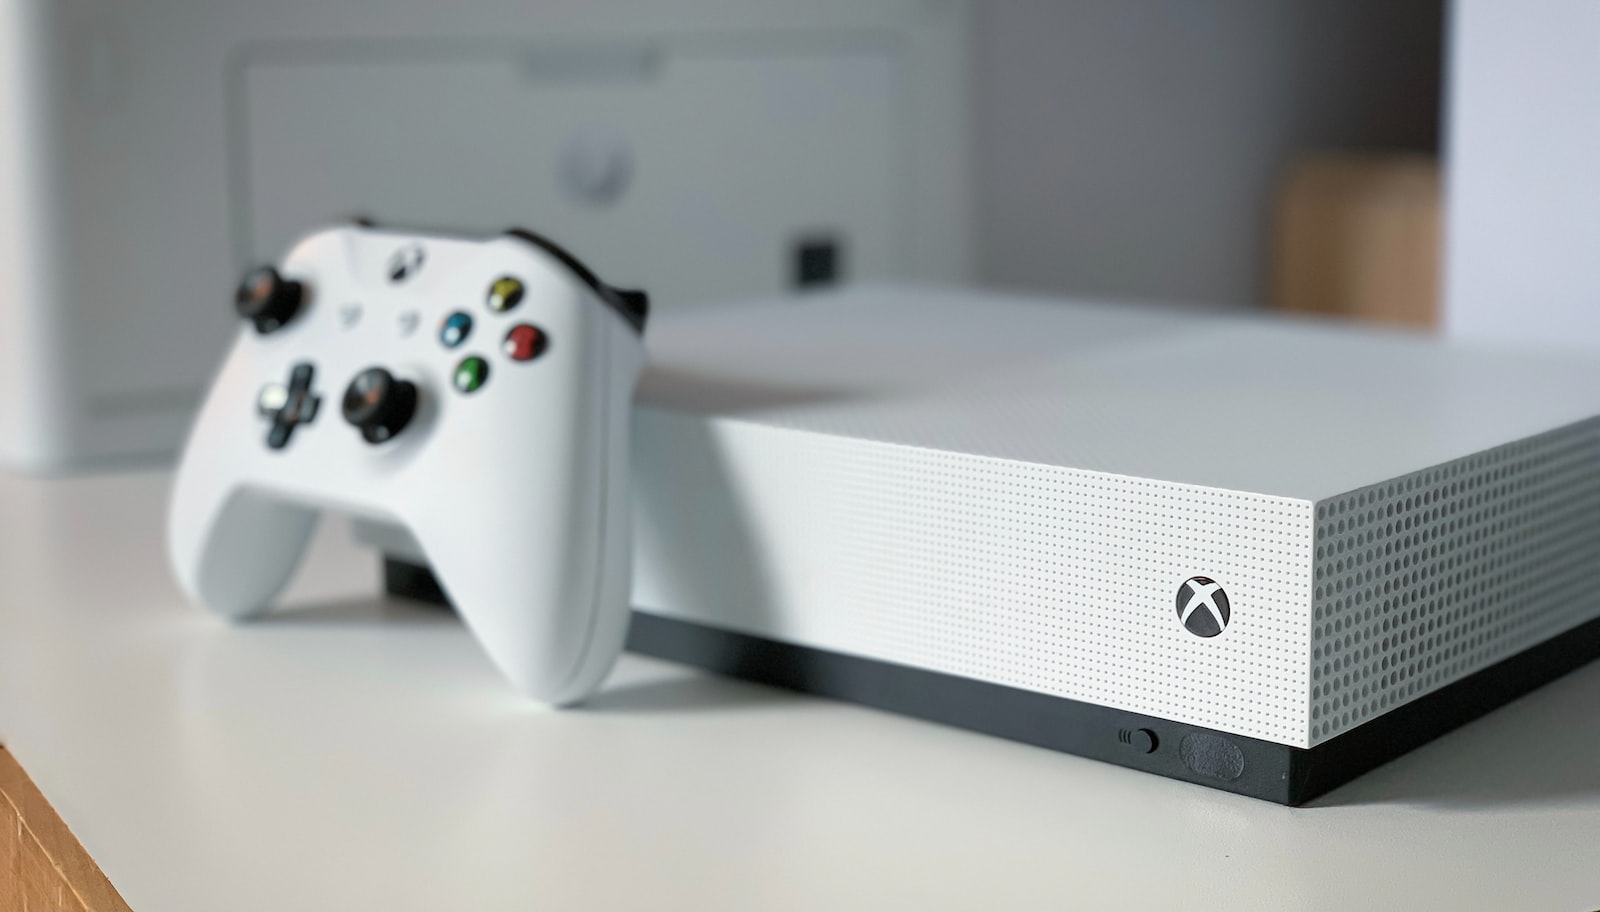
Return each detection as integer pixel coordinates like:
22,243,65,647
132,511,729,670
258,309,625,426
342,367,418,444
236,265,304,333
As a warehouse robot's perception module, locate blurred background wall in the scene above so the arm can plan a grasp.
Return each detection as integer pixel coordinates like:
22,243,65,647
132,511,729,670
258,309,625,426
1445,0,1600,347
972,0,1445,309
0,0,1528,473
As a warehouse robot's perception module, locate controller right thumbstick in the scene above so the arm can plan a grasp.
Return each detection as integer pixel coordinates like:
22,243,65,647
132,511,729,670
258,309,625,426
342,367,418,444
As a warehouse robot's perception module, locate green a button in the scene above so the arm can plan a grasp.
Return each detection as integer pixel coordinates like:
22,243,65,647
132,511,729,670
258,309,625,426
453,355,490,393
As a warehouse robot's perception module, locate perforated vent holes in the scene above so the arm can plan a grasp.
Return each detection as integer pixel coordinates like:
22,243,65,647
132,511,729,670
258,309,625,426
1308,419,1600,745
648,428,1320,745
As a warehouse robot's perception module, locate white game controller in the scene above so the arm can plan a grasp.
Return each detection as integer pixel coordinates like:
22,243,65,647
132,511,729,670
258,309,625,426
168,225,648,704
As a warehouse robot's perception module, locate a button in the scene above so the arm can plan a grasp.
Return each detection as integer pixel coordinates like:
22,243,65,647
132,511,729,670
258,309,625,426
398,310,421,337
260,362,321,450
235,265,304,334
342,367,418,444
503,324,548,362
453,356,490,394
338,303,362,329
486,276,524,313
439,312,472,348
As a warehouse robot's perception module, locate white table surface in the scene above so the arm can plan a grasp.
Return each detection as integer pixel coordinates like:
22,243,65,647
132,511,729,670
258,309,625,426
1,468,1598,912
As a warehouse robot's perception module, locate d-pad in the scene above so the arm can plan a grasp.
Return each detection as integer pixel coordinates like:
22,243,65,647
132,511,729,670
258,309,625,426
258,362,322,450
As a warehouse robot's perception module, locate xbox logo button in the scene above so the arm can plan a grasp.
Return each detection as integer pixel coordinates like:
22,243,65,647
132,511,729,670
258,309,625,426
1176,577,1230,637
387,244,427,283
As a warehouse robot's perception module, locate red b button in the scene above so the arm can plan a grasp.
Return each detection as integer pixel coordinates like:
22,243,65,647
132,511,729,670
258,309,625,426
503,324,548,362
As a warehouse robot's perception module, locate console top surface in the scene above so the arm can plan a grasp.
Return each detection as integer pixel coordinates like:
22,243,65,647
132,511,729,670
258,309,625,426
639,285,1600,501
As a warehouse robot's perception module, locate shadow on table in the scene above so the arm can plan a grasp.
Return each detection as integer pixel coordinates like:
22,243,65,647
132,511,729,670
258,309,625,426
251,593,794,714
580,673,791,714
254,595,458,627
251,594,1600,802
1310,660,1600,809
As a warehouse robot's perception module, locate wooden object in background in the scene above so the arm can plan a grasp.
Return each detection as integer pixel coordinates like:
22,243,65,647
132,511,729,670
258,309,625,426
0,746,131,911
1272,154,1441,327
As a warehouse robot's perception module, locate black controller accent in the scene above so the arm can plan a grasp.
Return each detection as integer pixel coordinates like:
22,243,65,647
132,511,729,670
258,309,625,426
262,363,321,450
342,367,418,444
236,265,305,334
503,228,648,333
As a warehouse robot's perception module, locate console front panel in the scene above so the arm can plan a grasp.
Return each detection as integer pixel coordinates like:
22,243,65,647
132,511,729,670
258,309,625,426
632,412,1318,746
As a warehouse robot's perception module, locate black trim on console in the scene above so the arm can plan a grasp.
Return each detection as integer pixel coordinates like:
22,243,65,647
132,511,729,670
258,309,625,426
381,558,1600,805
504,228,649,334
1288,611,1600,802
623,609,1301,802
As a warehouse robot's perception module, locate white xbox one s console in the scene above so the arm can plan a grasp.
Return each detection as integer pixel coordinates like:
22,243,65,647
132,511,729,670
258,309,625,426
618,286,1600,802
171,225,646,704
0,0,970,471
378,283,1600,802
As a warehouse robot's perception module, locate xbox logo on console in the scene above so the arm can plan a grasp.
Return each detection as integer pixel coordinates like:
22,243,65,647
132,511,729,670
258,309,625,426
1176,577,1230,637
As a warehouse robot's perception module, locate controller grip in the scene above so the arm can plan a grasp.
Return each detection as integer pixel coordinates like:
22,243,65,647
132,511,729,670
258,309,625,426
169,481,318,619
412,512,626,705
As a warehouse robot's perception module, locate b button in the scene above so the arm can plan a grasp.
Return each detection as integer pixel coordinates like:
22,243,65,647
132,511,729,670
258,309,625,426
503,324,548,362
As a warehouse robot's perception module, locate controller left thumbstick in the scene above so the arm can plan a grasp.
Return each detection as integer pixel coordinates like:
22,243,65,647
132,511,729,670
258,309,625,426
236,265,305,334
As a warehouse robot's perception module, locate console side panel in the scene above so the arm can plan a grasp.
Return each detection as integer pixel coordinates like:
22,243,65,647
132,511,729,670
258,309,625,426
633,412,1317,746
1308,416,1600,745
